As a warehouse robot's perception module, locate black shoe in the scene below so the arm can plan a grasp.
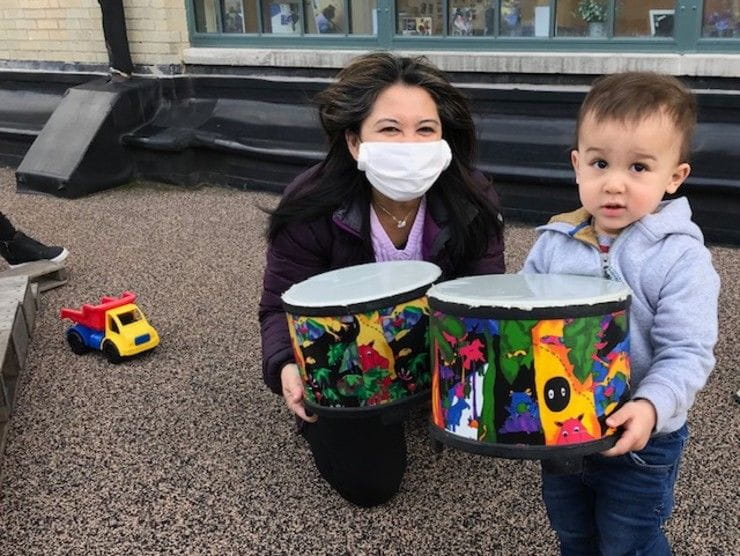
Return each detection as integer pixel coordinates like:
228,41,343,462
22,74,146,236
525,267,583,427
0,231,69,268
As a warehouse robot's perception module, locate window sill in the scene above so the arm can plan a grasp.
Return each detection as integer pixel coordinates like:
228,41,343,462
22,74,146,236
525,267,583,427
183,47,740,77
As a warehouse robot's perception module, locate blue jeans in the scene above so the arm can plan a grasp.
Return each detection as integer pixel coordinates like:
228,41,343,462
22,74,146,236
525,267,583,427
541,424,689,556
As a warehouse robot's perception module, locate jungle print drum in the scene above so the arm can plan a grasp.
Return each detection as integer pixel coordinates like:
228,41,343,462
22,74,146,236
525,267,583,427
282,261,441,417
427,274,632,459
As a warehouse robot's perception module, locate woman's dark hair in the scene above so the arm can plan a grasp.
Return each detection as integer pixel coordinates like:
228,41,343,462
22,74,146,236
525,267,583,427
268,52,502,270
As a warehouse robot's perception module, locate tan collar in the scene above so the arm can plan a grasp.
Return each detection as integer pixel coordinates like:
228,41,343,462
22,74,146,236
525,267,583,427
548,207,600,248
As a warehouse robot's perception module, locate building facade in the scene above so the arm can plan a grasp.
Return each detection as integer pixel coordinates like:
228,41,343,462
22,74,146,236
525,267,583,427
1,1,738,73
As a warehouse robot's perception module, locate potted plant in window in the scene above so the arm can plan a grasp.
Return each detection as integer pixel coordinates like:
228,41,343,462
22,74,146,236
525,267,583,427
576,0,607,37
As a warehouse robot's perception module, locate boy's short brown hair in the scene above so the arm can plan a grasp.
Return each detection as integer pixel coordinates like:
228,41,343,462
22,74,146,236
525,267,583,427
576,72,697,163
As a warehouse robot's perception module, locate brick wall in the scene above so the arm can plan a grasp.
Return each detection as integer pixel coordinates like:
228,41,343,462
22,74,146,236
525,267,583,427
0,0,188,68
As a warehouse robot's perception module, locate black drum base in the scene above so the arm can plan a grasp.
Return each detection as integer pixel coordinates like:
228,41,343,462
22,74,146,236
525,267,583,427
428,421,620,460
305,389,429,423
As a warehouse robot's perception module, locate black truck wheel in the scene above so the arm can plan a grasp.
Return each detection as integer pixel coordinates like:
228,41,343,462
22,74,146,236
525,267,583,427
102,341,123,364
66,330,88,355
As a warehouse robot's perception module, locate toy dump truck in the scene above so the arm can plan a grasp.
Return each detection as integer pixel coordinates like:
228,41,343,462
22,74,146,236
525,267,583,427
60,291,159,363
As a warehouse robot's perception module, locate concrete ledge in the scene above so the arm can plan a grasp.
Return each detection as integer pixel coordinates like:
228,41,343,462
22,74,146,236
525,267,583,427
0,276,34,466
183,48,740,78
0,261,69,294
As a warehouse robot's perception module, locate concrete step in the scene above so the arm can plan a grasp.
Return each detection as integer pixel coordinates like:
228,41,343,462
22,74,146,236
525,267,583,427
0,260,68,292
0,275,36,464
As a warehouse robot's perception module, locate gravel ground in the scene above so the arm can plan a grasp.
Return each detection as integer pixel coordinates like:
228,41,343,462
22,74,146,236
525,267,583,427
0,166,737,555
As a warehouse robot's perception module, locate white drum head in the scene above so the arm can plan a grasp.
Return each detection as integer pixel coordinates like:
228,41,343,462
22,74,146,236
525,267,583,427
282,260,442,310
427,274,631,310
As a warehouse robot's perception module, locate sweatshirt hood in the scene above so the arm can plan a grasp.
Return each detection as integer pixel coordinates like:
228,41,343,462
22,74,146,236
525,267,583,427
540,197,704,247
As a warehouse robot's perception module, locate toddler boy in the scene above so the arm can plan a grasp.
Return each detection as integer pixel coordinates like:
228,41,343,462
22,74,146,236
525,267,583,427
522,72,720,554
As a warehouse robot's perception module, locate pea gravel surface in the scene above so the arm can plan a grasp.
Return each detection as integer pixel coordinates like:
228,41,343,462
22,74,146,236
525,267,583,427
0,167,737,555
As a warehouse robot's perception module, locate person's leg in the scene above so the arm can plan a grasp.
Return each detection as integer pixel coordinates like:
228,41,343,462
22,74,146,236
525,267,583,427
301,415,407,507
0,211,68,266
587,425,689,556
541,465,599,555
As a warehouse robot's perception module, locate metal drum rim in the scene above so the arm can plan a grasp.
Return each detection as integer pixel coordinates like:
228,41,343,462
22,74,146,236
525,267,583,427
429,295,631,320
304,388,430,418
428,421,621,460
283,283,435,317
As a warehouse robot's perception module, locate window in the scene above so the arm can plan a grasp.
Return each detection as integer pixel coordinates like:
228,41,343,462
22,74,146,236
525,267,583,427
397,1,443,36
501,0,550,37
702,0,739,37
192,0,379,35
118,310,143,326
187,0,740,50
557,0,607,37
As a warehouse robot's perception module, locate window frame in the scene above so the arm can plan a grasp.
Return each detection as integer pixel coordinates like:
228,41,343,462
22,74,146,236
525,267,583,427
185,0,740,53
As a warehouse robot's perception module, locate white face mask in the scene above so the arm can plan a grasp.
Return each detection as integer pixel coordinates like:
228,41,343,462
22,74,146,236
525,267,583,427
356,140,452,202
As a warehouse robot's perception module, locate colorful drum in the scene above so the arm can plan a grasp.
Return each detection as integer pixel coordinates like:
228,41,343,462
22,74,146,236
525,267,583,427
428,274,632,459
282,261,442,417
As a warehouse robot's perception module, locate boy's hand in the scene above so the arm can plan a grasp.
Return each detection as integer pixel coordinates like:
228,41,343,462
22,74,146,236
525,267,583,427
601,399,657,457
281,363,318,423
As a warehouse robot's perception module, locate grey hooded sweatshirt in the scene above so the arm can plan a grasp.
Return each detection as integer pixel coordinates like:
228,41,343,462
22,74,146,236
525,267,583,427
522,197,719,435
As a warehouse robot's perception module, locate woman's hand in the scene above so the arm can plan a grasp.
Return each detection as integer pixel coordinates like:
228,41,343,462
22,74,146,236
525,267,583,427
601,399,657,457
281,364,318,423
